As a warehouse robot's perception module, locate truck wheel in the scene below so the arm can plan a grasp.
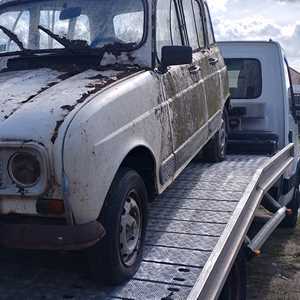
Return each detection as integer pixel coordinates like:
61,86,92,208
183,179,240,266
219,249,247,300
203,110,228,163
281,188,299,228
87,168,148,285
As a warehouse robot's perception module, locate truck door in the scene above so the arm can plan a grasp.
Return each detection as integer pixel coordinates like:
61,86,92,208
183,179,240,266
156,0,208,175
202,2,224,133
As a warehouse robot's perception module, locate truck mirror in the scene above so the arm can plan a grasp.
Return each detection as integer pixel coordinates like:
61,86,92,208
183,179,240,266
160,46,192,72
60,7,82,20
294,93,300,121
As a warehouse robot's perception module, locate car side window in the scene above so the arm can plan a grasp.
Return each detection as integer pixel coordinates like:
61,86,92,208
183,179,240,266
204,3,215,45
156,0,182,60
181,0,198,50
192,0,205,48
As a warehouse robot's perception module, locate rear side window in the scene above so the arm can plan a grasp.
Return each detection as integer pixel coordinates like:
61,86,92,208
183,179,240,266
192,1,205,48
204,3,215,45
225,58,262,99
182,0,198,50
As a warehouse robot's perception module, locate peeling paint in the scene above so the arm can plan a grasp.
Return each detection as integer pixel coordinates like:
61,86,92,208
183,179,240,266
48,68,141,144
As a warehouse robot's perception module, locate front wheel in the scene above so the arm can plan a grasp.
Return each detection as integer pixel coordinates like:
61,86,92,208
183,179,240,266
203,110,228,162
87,168,148,285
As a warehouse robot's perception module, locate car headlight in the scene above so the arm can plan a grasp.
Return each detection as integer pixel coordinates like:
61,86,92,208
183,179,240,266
8,152,41,187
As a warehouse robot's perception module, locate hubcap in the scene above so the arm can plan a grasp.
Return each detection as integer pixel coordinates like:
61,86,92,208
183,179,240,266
119,191,142,267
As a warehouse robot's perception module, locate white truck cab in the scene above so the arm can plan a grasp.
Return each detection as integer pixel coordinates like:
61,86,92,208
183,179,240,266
219,40,300,227
219,41,299,155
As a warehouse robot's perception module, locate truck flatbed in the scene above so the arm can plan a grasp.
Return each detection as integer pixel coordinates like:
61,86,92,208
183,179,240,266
0,145,294,300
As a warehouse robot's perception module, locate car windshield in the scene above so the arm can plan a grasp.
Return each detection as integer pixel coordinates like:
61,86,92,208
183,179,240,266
0,0,145,54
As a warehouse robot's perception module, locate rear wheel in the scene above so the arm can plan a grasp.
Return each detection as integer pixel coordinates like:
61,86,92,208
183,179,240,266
87,168,148,285
203,109,228,162
219,248,247,300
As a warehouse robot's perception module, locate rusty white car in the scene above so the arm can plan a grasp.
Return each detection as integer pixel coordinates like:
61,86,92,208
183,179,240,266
0,0,229,284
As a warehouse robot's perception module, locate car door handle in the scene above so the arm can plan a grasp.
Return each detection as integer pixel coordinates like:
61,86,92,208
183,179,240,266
188,65,201,74
208,57,219,65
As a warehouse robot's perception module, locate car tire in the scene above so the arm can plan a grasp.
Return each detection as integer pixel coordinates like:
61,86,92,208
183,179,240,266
203,109,228,163
87,168,148,285
219,248,247,300
280,188,299,229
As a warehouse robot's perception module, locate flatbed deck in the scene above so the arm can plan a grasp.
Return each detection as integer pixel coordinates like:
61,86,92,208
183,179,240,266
0,147,294,300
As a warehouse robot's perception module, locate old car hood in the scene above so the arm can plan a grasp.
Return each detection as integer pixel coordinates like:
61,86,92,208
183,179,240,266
0,67,138,146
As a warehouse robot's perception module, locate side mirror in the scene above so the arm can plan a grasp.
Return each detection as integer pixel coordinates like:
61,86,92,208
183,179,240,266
60,7,82,20
294,93,300,121
160,46,192,72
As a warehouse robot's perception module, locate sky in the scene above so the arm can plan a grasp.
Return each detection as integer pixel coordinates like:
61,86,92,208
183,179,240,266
207,0,300,71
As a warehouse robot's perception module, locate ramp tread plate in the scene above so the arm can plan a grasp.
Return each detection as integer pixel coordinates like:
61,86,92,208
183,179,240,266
159,189,244,201
149,207,232,224
143,245,211,267
145,231,219,251
134,261,201,287
103,280,191,299
151,198,237,212
147,218,226,236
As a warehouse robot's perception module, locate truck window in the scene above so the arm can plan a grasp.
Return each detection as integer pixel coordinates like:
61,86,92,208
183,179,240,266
156,0,182,60
182,0,199,50
0,11,30,52
203,3,215,45
225,58,262,99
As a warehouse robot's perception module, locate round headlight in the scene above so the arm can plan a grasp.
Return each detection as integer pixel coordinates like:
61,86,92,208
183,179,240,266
9,152,41,187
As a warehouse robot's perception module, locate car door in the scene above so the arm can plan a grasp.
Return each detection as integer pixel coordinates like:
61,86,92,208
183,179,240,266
202,1,225,134
156,0,208,178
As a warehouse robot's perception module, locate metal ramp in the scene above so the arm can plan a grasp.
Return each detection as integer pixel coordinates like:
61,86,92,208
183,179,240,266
102,155,270,299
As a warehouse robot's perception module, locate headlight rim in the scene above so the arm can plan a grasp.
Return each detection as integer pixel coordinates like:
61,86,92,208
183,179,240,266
8,150,42,188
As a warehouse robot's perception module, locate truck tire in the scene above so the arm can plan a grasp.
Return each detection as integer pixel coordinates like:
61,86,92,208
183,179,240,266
203,110,228,163
281,188,299,228
87,168,148,285
219,248,247,300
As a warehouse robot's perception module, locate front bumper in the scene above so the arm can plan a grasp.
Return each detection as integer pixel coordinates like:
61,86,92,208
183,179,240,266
0,220,105,251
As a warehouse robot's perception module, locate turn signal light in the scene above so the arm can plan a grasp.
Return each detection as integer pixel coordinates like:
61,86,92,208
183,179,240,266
37,199,65,215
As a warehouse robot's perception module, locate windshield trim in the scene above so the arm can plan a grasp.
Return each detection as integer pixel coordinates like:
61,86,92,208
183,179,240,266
0,0,148,54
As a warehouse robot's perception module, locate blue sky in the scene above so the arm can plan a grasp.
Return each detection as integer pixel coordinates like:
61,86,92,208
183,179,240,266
207,0,300,71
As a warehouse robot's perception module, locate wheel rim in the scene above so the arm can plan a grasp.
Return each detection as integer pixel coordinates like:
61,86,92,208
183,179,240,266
219,118,226,157
119,190,142,267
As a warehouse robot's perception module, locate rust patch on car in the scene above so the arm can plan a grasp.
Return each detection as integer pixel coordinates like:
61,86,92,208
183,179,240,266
51,67,141,144
51,120,64,144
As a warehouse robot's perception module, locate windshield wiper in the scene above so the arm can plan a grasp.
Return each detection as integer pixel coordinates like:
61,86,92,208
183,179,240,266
38,25,90,51
0,25,27,53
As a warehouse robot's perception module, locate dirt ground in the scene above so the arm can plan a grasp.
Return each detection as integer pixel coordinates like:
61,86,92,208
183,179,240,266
248,216,300,300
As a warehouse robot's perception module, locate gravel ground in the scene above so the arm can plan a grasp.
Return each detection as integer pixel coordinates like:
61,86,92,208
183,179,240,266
248,216,300,300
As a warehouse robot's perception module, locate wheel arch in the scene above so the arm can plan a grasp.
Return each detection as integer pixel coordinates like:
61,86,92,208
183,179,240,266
118,145,158,201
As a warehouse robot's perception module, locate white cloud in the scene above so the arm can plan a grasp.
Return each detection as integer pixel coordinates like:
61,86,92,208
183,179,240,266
207,0,300,71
